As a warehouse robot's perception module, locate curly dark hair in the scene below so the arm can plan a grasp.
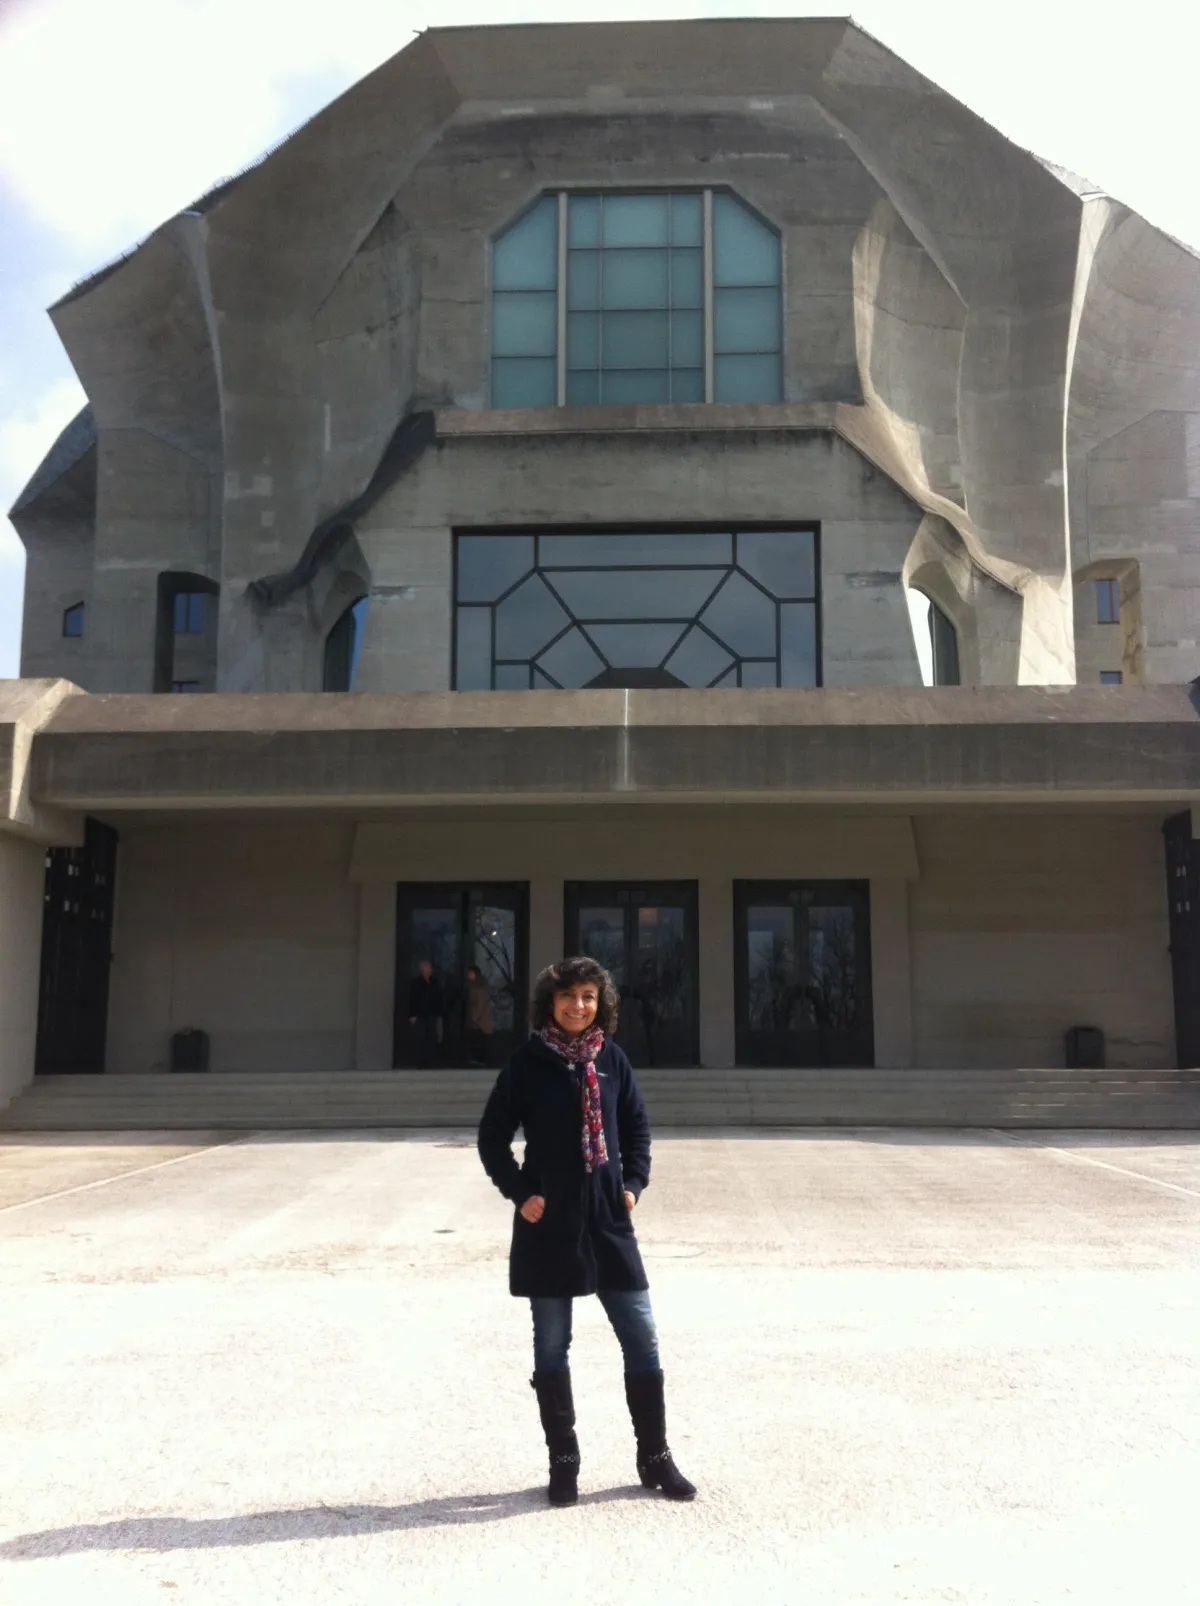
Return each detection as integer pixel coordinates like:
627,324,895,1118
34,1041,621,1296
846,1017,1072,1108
529,956,620,1035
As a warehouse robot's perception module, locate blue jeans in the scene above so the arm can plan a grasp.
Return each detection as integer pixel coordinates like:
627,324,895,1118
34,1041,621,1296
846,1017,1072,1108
531,1289,660,1375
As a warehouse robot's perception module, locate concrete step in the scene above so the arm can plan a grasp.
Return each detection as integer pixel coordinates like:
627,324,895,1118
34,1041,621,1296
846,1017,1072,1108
2,1070,1197,1130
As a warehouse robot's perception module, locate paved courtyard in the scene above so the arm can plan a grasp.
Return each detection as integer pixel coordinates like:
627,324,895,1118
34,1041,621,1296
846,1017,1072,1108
0,1126,1197,1605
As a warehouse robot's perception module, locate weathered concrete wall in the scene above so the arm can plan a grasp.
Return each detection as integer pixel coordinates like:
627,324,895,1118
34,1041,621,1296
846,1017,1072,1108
398,106,875,412
107,823,360,1073
1073,562,1139,687
0,832,47,1109
1084,412,1200,686
356,430,924,691
29,684,1200,810
13,20,1200,694
910,813,1174,1068
102,805,1174,1074
19,516,94,686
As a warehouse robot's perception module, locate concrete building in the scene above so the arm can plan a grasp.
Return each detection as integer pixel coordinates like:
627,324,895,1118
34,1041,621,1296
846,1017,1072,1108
3,18,1200,1128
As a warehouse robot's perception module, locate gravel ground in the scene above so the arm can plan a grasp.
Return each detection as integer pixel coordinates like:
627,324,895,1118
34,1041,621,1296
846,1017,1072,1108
0,1126,1197,1606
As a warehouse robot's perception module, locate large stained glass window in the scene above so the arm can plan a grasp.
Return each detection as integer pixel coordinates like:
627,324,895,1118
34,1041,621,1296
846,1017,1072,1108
491,191,783,408
454,529,817,690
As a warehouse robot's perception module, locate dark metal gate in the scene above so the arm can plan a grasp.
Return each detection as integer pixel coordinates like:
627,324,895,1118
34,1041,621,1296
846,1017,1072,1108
35,817,118,1074
1163,811,1200,1069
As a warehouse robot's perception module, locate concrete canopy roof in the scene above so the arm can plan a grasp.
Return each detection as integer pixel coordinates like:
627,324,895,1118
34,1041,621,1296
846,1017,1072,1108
25,685,1200,812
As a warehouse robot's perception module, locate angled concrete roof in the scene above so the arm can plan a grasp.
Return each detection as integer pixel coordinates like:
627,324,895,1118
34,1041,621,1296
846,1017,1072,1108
9,406,95,518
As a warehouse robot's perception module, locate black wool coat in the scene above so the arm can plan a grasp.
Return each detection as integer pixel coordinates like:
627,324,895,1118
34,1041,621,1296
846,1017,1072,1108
477,1034,652,1298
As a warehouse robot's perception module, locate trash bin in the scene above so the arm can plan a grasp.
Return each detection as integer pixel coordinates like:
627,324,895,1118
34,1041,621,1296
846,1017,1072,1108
1064,1026,1104,1069
170,1028,210,1072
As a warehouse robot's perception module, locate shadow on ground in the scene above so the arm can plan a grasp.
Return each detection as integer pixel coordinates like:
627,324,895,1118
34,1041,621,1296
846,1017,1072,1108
0,1488,650,1557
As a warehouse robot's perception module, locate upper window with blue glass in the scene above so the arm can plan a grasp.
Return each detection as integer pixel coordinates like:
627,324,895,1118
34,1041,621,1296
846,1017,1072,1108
491,191,783,409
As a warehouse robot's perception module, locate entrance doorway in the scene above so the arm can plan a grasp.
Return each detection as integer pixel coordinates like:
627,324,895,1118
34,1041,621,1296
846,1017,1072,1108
35,818,119,1074
564,881,699,1066
1163,812,1200,1066
734,880,874,1066
393,883,529,1069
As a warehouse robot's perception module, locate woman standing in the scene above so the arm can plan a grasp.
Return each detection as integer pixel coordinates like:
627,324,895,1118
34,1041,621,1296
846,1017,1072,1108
477,956,696,1506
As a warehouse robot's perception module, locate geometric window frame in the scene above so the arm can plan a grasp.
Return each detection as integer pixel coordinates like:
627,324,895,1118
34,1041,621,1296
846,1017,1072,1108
62,601,85,638
453,526,819,691
491,188,784,410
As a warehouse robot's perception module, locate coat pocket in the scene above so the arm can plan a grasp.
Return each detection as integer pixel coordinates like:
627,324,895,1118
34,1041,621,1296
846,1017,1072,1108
598,1171,634,1232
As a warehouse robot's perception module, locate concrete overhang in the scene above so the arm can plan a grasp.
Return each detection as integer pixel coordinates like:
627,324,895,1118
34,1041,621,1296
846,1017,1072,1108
0,680,86,844
26,685,1200,813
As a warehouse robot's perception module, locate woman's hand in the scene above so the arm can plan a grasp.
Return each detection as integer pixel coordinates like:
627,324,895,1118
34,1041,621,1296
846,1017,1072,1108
624,1191,636,1213
520,1195,545,1223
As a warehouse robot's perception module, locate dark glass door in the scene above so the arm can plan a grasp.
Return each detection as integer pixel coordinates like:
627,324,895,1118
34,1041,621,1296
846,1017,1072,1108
1163,812,1200,1067
36,818,118,1074
564,881,699,1066
734,881,873,1067
394,883,528,1068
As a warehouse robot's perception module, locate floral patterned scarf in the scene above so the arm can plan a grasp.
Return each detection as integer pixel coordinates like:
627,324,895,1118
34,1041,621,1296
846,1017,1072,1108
537,1021,609,1173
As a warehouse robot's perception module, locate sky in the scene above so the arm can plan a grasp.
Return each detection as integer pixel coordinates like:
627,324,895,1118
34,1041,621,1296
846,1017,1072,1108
2,0,1199,678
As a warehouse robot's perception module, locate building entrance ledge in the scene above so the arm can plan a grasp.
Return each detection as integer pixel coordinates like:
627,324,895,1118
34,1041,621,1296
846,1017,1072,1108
17,682,1200,815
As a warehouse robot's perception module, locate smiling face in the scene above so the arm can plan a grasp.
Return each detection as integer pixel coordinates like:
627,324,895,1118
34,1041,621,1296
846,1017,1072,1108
552,982,599,1037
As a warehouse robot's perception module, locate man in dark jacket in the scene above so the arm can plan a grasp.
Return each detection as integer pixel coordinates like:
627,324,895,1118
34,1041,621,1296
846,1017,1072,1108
407,959,444,1068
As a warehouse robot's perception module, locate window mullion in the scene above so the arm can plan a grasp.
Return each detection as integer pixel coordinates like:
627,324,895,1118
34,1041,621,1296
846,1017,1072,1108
703,189,715,404
556,192,568,407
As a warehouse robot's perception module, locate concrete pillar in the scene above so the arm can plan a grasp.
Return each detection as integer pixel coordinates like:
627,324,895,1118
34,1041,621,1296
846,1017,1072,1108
870,876,914,1068
0,832,47,1110
699,875,735,1067
529,874,563,984
354,880,395,1071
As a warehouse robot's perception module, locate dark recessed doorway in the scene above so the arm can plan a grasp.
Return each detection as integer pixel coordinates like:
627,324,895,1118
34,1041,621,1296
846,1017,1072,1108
394,883,529,1069
734,880,874,1067
564,881,699,1066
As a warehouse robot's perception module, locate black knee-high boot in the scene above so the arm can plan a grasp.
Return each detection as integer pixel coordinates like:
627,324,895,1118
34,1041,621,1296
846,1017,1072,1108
624,1369,696,1500
530,1370,580,1506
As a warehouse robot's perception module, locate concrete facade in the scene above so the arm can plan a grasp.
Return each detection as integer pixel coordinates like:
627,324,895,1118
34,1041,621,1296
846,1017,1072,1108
353,430,924,692
9,19,1200,697
97,807,1172,1077
3,19,1200,1124
0,832,47,1108
0,680,1195,1119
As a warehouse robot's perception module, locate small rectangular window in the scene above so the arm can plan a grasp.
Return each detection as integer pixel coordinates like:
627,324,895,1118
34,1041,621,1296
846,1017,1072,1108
62,602,85,638
1099,671,1123,685
171,680,201,693
173,592,206,634
1095,578,1120,624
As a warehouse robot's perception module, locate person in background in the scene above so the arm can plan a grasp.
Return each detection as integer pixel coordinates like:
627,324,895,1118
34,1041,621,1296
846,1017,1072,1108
465,965,495,1067
477,955,696,1507
407,959,444,1068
